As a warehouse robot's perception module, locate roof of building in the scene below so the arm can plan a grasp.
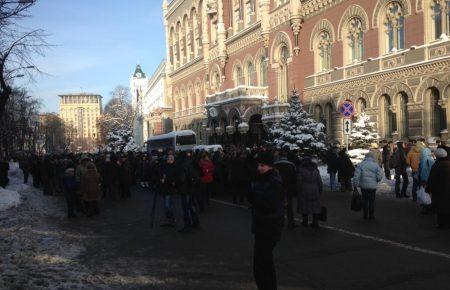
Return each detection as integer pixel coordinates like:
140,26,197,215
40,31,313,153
58,93,102,97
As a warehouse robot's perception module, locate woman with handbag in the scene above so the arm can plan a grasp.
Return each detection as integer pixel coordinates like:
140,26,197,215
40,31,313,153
353,152,383,220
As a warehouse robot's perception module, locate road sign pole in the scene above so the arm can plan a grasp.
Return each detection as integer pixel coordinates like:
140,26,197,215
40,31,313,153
346,134,349,152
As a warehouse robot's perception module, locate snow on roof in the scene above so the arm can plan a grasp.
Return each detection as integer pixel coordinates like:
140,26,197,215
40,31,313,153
147,130,196,141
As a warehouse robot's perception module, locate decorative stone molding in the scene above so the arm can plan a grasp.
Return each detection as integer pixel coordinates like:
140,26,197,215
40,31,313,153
372,0,412,28
226,24,262,55
429,43,450,59
345,65,364,78
309,19,336,51
269,4,290,31
337,5,370,41
382,55,406,69
270,31,293,65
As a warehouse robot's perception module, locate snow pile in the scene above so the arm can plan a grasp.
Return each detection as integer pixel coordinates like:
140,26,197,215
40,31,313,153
106,128,139,153
0,188,21,210
268,91,328,156
350,112,379,149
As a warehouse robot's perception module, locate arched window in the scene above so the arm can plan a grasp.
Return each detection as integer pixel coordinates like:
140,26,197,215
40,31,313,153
234,65,243,86
380,95,394,138
430,0,450,40
396,92,409,138
259,56,268,86
426,87,447,136
247,62,255,86
314,105,324,123
279,45,289,102
212,72,221,93
347,18,363,63
385,2,405,52
318,31,332,71
355,98,367,114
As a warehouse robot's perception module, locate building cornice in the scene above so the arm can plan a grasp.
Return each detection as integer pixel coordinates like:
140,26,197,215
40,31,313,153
169,56,205,82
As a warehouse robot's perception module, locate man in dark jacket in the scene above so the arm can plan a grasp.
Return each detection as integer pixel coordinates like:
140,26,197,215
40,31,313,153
382,140,392,179
160,154,177,227
326,146,339,191
0,159,9,188
392,141,409,198
274,150,297,229
177,151,200,232
248,151,284,290
426,148,450,228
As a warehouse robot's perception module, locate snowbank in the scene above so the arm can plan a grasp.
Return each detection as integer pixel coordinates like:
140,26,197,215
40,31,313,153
0,188,20,210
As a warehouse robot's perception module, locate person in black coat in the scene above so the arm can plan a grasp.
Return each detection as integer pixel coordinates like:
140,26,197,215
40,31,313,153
337,149,355,192
274,149,298,229
231,151,251,204
426,148,450,228
160,154,177,227
326,146,339,191
176,151,200,232
0,159,9,188
382,140,392,179
248,151,284,290
62,166,77,218
392,141,409,198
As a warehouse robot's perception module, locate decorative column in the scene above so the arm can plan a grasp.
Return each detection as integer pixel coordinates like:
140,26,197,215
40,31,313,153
289,0,303,55
217,0,227,81
162,0,173,73
260,0,270,49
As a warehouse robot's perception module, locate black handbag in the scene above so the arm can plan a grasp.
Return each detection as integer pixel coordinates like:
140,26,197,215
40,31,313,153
319,206,327,222
351,187,362,212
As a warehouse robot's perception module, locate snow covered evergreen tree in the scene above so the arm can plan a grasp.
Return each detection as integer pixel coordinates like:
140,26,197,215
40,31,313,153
105,127,138,153
268,90,328,156
350,111,379,149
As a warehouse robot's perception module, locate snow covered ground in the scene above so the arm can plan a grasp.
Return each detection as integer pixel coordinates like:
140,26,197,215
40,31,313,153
0,163,95,289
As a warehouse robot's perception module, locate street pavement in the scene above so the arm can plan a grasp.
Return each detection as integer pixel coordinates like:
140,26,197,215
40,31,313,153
59,186,450,290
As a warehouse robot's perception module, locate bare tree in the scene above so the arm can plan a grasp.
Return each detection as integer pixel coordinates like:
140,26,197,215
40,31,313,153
0,88,41,157
98,86,136,140
0,0,48,120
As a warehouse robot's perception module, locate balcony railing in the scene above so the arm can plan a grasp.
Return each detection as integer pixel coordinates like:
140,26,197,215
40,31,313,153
206,85,269,105
174,105,204,119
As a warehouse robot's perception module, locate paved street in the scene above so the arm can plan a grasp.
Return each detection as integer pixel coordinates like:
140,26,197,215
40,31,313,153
46,186,450,290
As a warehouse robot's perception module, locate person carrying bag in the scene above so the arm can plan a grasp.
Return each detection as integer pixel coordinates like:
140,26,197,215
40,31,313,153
352,152,383,220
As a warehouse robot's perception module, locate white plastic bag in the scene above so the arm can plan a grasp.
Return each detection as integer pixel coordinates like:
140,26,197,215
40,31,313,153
417,187,431,205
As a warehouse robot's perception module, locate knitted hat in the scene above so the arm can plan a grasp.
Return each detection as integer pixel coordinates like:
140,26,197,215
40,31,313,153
435,148,448,159
256,151,274,166
370,143,378,149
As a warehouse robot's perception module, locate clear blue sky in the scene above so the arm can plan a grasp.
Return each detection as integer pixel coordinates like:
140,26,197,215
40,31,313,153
19,0,166,113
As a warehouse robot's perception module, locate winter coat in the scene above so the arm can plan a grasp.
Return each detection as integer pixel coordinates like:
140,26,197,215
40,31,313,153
419,148,435,184
0,161,9,188
161,162,177,195
274,158,297,197
297,158,323,215
231,157,251,189
63,169,77,200
392,143,408,172
353,156,383,190
249,168,284,237
177,157,200,195
369,148,383,166
199,158,215,184
382,145,392,167
81,168,101,201
426,159,450,214
326,149,339,174
337,153,355,182
406,145,421,171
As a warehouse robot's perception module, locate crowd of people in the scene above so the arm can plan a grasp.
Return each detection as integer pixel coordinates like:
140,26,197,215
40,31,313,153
1,139,449,290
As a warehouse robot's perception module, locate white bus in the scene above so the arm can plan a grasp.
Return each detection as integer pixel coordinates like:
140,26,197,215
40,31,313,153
147,130,197,153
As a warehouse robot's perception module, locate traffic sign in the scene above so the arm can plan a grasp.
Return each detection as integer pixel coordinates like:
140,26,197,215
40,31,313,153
343,119,352,135
339,100,355,119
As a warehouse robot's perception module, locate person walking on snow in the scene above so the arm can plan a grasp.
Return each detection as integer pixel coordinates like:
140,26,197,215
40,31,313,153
353,152,383,220
406,143,422,201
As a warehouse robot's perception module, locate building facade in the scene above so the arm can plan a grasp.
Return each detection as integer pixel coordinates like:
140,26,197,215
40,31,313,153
163,0,450,145
59,93,102,151
130,62,173,145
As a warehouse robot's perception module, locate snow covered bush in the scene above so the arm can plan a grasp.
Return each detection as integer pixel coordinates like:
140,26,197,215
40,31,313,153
106,128,138,153
268,91,328,156
350,112,379,149
348,148,369,165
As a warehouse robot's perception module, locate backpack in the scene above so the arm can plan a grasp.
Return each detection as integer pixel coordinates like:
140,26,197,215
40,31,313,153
389,152,399,169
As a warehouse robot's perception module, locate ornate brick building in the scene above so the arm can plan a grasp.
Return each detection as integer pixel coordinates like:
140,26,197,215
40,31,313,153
163,0,450,145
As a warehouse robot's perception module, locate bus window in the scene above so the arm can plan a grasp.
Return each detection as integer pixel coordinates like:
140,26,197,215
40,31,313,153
149,138,173,148
176,135,196,146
